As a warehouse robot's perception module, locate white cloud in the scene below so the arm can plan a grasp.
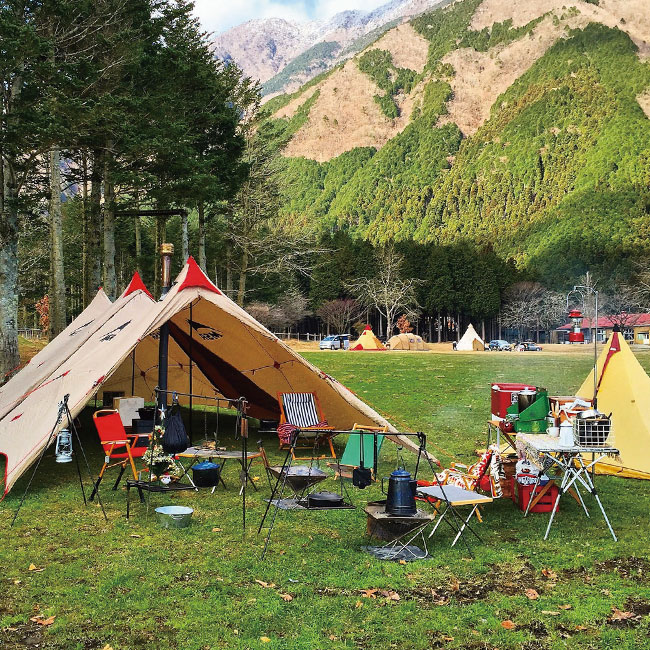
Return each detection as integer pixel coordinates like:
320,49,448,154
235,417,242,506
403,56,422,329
193,0,390,35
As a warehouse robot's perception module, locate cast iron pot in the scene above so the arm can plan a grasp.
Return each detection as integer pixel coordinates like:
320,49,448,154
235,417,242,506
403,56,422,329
192,461,221,488
307,491,344,508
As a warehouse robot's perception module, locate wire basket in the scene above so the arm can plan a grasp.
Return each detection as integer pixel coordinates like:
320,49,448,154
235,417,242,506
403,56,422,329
572,417,613,447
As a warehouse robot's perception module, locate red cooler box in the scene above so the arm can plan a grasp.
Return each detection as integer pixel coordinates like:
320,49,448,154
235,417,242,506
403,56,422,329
491,382,536,420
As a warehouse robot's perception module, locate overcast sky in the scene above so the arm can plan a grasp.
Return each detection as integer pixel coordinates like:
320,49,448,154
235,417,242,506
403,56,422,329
192,0,390,35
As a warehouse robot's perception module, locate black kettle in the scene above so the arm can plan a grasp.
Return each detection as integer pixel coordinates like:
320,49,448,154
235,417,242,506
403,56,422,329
383,467,417,516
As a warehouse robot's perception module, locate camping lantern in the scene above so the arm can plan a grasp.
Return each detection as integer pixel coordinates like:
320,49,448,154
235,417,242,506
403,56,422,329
55,428,73,463
568,308,584,343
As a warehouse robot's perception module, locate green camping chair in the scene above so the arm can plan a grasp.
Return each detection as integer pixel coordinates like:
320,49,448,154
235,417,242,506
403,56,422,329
328,424,387,480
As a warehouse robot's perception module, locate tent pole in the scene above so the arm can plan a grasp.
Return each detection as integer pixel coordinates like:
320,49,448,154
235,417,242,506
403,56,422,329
189,302,193,443
157,243,173,417
130,349,135,397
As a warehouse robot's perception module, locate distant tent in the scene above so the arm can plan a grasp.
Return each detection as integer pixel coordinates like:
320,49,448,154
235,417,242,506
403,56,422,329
0,259,432,496
350,325,386,351
387,333,426,351
457,324,484,351
577,330,650,479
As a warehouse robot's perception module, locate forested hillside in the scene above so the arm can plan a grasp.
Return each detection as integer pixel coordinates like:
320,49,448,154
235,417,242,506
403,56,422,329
268,0,650,288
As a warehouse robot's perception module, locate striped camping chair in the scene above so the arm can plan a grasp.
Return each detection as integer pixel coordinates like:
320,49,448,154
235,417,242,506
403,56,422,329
277,392,337,460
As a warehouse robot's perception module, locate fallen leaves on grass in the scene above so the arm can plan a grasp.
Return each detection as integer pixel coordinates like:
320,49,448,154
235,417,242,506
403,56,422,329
278,593,293,602
30,615,55,626
541,568,557,580
501,620,516,630
355,601,363,608
212,527,222,532
28,564,44,572
361,589,378,598
609,607,635,622
102,645,114,650
380,590,400,601
129,534,141,538
525,588,539,600
255,580,276,588
260,636,271,643
558,604,572,610
450,578,460,591
541,611,560,616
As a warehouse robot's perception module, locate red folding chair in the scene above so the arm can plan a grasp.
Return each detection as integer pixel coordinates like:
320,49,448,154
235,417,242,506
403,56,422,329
90,409,150,500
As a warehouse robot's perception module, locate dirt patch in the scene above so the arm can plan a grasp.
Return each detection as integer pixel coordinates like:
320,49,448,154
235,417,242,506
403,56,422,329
275,86,321,120
281,57,416,162
367,22,430,73
440,9,621,135
470,0,650,60
638,90,650,120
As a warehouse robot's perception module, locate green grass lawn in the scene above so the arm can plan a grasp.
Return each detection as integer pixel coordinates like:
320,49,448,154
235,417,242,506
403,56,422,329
2,350,650,649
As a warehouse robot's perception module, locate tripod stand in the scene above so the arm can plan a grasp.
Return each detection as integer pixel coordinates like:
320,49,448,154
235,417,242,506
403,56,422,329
11,394,108,526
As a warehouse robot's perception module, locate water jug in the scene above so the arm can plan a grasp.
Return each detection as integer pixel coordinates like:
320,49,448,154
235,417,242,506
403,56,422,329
383,468,417,516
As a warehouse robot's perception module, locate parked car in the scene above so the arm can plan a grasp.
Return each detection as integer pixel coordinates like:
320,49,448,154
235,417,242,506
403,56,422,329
516,341,543,351
488,339,511,351
319,334,350,350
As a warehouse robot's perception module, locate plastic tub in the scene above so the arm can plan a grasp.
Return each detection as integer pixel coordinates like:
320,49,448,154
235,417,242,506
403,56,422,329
155,505,193,529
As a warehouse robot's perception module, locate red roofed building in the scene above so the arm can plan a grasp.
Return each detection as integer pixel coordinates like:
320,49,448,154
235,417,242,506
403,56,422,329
556,313,650,344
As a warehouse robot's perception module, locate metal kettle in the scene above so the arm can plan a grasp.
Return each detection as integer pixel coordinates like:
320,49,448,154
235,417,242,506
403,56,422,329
383,467,417,516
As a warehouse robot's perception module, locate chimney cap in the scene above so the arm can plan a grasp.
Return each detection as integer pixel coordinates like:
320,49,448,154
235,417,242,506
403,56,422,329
161,243,174,255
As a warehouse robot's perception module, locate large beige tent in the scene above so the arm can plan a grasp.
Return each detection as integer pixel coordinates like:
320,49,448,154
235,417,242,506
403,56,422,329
457,324,485,351
0,288,112,421
0,259,431,496
387,333,426,351
577,330,650,479
350,325,386,351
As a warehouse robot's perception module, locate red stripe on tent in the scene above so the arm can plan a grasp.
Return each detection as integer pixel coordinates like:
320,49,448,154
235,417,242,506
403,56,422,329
123,271,154,300
597,331,621,391
177,256,221,294
10,413,22,421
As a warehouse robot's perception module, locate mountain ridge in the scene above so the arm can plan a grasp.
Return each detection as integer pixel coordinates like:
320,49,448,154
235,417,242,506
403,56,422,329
211,0,447,95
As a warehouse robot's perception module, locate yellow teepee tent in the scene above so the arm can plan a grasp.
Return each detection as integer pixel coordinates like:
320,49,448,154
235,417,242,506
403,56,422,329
577,331,650,479
350,325,386,351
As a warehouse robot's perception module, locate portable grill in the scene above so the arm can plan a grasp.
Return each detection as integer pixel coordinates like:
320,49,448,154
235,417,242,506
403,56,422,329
266,465,328,495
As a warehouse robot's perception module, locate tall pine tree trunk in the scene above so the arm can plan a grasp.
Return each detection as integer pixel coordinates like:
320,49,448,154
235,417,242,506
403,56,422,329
49,147,66,336
198,202,206,271
154,215,166,298
181,210,189,262
134,216,141,274
437,312,442,343
86,149,102,298
0,149,19,378
102,145,116,299
81,150,89,306
237,248,248,306
225,241,233,298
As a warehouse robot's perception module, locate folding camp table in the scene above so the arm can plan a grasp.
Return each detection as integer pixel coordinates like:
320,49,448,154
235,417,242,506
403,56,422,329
516,433,619,541
176,447,263,495
375,485,492,559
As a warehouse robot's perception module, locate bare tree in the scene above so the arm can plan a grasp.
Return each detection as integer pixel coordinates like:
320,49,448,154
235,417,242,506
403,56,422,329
245,288,310,333
346,245,420,336
501,282,564,341
317,298,362,334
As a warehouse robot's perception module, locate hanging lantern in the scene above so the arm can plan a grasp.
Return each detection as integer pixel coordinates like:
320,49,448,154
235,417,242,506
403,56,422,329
568,308,584,343
55,428,73,463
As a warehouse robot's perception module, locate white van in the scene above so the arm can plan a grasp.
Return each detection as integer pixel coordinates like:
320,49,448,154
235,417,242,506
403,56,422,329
319,334,350,350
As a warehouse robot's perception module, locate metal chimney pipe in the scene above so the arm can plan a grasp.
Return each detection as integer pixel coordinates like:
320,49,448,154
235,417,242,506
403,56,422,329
157,243,173,418
160,242,174,297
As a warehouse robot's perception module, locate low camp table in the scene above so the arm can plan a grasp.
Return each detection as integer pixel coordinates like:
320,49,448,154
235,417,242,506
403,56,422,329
515,433,619,541
125,479,195,519
176,447,263,494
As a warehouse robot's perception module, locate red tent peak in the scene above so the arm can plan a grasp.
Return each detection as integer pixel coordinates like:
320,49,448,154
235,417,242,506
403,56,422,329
364,325,372,331
178,256,221,295
123,271,154,300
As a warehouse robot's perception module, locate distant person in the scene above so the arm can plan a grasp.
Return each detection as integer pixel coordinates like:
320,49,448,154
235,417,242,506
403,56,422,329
452,340,457,351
